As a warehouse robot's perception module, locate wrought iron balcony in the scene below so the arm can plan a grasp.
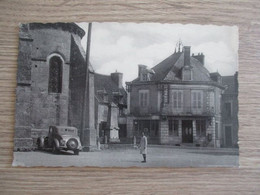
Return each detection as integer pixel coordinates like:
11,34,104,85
130,105,215,117
161,106,215,116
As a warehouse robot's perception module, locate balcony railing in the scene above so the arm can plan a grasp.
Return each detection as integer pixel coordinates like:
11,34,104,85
131,106,215,116
162,106,215,116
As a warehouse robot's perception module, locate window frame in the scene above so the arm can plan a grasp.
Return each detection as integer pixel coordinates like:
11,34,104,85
192,90,203,110
169,119,179,136
182,68,193,81
47,54,64,94
196,119,206,137
171,90,183,110
139,89,149,107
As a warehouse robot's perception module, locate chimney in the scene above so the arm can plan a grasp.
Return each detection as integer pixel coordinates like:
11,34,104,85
111,71,123,89
138,64,147,78
183,46,191,67
193,53,205,65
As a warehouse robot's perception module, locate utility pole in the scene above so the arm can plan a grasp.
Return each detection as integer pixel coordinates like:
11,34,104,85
81,22,92,151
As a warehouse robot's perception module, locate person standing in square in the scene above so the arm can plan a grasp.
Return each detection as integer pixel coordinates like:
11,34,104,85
140,132,147,163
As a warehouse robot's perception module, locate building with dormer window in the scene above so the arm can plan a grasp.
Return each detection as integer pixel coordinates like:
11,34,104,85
126,44,226,147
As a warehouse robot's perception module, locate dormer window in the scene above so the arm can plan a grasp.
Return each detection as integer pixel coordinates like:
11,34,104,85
182,67,192,81
142,73,148,81
138,64,154,81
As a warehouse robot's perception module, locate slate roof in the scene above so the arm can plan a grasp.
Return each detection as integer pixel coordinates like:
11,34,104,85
131,51,212,83
189,57,211,81
151,52,182,81
30,22,85,38
94,73,127,105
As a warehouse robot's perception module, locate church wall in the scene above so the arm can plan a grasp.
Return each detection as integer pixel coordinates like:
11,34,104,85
14,26,33,150
28,29,71,144
30,29,71,63
69,35,96,150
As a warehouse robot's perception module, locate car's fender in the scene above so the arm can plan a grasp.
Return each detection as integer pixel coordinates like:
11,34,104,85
53,138,60,149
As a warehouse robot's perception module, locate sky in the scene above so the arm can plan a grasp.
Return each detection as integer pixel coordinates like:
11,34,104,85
77,22,238,86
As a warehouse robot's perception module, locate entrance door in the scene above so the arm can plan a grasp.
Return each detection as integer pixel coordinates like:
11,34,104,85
119,124,127,138
182,120,193,143
225,126,232,147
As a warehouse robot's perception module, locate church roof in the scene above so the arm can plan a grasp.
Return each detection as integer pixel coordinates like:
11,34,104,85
29,23,85,38
71,34,95,73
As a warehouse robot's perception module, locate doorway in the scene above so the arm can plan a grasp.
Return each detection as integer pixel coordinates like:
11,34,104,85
182,120,193,143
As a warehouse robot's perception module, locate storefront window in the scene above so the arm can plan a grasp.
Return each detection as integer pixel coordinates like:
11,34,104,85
169,120,179,136
196,119,206,136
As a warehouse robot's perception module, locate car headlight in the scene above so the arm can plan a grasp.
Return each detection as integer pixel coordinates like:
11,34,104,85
60,140,66,145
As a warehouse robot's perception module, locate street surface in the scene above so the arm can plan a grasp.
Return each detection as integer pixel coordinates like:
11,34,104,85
13,145,239,167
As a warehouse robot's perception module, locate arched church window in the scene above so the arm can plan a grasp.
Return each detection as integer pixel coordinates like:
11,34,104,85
48,56,63,93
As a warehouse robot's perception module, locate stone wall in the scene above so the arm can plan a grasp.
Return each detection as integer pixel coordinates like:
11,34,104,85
27,26,72,145
14,25,33,150
129,84,159,115
159,120,169,144
30,58,70,129
68,35,86,131
68,34,96,150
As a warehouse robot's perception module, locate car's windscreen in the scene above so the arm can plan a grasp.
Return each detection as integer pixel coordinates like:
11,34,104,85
58,129,77,135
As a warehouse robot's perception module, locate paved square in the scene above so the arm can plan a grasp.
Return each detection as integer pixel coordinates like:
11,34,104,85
13,145,239,167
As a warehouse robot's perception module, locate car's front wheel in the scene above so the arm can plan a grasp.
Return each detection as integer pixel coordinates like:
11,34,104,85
67,138,78,150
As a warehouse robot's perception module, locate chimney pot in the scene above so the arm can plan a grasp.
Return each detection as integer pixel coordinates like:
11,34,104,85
192,52,205,65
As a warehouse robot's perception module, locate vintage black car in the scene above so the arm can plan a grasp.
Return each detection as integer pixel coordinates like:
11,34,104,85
37,126,82,155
